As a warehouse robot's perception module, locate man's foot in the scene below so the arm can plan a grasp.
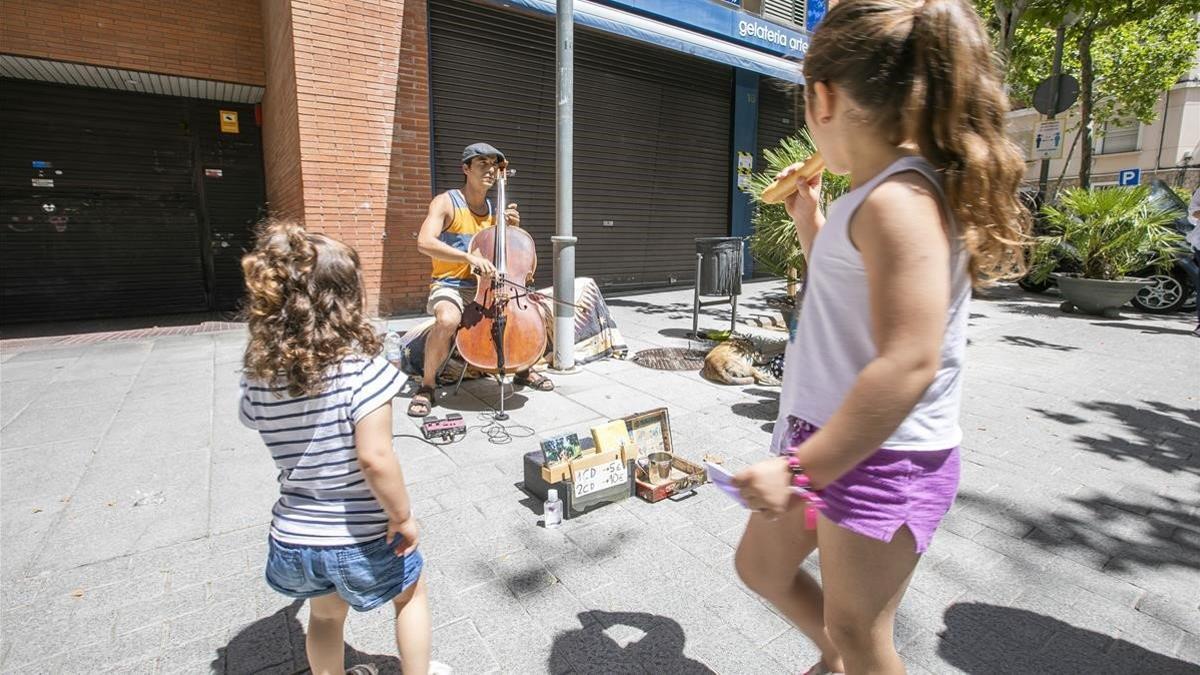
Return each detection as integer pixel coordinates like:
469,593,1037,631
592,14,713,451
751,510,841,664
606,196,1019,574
407,384,436,417
429,661,454,675
345,665,379,675
514,370,555,391
1192,325,1200,337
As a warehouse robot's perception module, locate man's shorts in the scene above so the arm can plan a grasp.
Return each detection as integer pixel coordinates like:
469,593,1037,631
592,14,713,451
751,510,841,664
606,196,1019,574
426,284,476,315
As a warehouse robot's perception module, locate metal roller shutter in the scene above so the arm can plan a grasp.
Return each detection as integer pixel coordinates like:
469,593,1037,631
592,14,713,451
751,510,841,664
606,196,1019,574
429,0,732,290
0,80,264,323
192,101,266,311
757,75,803,162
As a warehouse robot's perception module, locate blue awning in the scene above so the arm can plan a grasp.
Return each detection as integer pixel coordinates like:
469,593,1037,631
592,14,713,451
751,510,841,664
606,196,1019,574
479,0,806,83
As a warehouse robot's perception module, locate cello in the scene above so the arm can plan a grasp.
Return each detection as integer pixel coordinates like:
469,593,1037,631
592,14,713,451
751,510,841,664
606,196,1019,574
455,159,547,417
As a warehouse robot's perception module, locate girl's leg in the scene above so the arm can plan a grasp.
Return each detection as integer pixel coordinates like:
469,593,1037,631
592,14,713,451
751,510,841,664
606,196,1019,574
307,593,351,675
391,575,432,675
736,508,844,672
817,517,922,675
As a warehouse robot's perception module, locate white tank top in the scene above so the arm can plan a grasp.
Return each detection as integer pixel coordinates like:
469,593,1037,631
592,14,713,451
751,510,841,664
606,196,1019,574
771,155,971,452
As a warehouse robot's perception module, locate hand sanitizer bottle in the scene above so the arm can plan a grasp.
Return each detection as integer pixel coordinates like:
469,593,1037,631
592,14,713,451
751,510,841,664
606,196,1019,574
544,489,563,529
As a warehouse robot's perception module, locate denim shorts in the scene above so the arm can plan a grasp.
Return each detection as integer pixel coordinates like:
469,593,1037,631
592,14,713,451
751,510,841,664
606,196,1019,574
265,536,425,612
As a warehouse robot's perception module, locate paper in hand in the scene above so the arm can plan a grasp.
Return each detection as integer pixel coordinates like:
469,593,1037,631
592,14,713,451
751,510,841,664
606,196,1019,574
705,461,747,508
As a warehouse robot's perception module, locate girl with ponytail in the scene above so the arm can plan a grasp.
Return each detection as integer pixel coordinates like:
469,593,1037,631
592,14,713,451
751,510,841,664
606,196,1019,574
732,1,1029,672
239,220,442,675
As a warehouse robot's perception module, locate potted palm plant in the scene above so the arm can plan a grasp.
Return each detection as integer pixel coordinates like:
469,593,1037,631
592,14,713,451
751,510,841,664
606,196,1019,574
746,130,849,301
1028,186,1186,317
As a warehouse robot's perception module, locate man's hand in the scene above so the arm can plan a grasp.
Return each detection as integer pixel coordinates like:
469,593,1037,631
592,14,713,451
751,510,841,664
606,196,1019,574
387,517,419,556
466,251,497,277
505,202,521,228
733,456,796,516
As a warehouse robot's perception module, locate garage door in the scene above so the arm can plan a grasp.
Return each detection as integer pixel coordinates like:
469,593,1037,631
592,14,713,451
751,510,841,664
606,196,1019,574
429,0,732,290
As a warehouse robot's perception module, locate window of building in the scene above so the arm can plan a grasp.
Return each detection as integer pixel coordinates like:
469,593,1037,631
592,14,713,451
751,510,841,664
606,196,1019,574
759,0,805,27
1099,119,1139,154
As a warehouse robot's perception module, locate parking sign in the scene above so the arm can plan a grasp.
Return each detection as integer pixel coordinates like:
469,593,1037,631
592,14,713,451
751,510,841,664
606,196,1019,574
1117,169,1141,186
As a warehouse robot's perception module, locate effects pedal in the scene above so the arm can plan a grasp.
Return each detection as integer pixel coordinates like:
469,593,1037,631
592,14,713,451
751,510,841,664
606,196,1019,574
420,413,466,441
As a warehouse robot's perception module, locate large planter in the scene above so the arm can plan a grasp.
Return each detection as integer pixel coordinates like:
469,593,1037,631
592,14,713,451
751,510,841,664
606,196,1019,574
1056,275,1149,318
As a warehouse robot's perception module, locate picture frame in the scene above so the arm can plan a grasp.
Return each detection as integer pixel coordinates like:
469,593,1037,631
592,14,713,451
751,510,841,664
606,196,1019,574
621,407,673,457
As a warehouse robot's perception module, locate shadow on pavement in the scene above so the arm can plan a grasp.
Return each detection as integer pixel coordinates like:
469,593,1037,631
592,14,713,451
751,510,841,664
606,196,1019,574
212,599,402,674
549,610,713,674
1089,321,1198,336
957,488,1199,575
730,386,779,423
999,335,1080,351
938,602,1197,674
1064,398,1200,475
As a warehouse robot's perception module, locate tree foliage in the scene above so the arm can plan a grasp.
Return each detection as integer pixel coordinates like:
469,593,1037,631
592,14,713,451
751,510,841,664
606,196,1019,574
978,0,1200,187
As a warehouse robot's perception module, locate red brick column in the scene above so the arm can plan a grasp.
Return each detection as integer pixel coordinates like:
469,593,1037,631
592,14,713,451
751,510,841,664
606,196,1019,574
381,0,434,316
261,0,431,316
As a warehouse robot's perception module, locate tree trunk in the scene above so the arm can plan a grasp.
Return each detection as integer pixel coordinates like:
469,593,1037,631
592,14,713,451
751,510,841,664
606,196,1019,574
1077,26,1094,190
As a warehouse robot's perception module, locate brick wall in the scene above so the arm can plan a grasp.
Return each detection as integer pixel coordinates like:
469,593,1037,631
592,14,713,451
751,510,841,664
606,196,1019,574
260,0,305,220
259,0,430,316
0,0,265,85
380,0,435,315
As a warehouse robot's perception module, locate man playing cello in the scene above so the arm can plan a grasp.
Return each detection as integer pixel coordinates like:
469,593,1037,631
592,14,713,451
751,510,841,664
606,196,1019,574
408,142,555,417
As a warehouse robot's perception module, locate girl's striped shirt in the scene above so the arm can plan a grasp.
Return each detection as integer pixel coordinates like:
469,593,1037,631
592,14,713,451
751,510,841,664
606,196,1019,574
239,355,403,546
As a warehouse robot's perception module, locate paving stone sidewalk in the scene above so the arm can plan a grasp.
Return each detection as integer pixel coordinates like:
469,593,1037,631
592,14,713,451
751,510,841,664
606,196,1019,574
1,280,1197,674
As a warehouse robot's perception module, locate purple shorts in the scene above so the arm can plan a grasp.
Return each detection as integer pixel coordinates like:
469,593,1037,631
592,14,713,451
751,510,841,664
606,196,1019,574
784,418,960,553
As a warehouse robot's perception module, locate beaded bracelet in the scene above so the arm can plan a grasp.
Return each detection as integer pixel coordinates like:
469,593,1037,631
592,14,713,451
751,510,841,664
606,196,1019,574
786,448,824,530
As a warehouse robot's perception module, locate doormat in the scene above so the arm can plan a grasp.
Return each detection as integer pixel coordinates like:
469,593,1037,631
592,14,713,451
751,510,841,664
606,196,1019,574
631,347,709,371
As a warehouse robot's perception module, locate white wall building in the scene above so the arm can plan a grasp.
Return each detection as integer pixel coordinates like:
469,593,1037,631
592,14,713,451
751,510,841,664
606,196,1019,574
1007,47,1200,193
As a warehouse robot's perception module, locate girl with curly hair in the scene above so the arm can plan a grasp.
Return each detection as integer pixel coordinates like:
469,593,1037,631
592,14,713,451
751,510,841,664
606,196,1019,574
732,0,1030,673
238,219,442,675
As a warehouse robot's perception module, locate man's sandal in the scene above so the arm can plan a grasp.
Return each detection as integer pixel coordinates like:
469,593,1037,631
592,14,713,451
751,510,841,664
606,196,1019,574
513,371,554,391
407,385,435,417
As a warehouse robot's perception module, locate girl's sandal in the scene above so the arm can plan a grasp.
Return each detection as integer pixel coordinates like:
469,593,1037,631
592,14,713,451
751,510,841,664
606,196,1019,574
407,385,435,417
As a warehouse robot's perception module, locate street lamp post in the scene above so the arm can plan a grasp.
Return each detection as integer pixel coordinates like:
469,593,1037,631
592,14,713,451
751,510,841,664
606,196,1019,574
552,0,577,372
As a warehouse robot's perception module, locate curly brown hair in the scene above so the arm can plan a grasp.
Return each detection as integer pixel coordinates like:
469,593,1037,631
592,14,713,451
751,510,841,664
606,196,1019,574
241,218,381,397
803,0,1031,285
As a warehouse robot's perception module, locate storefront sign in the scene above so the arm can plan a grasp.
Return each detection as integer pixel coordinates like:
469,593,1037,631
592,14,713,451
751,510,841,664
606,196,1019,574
31,178,54,188
205,168,224,178
220,110,239,134
600,0,811,60
32,160,52,169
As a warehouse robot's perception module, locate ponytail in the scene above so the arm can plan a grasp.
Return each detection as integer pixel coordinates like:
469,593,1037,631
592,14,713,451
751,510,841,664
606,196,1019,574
804,0,1030,285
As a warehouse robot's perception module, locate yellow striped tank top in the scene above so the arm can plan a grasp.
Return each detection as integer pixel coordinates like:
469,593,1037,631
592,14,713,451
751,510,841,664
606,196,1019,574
430,189,493,288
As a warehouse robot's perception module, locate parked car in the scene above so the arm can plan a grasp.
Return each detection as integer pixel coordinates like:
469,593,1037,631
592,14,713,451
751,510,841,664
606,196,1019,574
1019,180,1197,313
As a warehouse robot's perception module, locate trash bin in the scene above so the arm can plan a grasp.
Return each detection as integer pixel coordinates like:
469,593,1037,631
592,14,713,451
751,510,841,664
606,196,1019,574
695,237,744,297
692,237,744,337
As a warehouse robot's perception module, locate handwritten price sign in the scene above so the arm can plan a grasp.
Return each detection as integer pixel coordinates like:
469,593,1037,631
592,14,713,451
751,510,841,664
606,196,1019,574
573,459,628,498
